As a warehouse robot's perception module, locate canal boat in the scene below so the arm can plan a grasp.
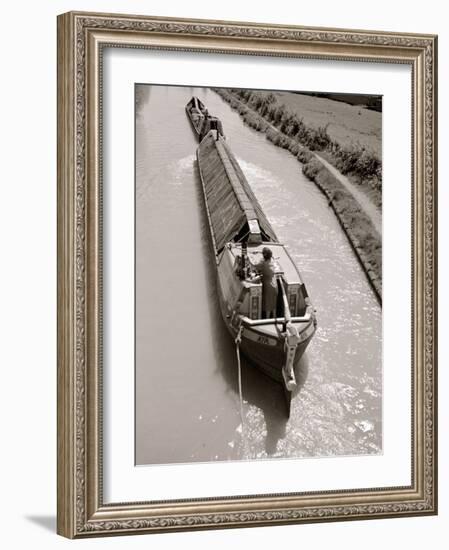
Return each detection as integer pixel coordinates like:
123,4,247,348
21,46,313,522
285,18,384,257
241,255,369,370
188,99,317,415
186,96,224,141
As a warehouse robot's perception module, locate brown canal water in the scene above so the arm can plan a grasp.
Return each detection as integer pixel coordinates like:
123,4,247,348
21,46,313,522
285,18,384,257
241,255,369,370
135,85,382,465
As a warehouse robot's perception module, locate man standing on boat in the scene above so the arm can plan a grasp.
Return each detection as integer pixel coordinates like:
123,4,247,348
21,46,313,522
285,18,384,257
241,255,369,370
253,247,278,319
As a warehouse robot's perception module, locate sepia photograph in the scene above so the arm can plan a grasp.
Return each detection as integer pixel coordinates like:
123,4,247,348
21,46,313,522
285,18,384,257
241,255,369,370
135,84,382,466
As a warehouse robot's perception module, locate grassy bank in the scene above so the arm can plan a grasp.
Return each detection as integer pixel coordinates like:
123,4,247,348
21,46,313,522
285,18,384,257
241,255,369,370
220,88,382,209
214,88,382,302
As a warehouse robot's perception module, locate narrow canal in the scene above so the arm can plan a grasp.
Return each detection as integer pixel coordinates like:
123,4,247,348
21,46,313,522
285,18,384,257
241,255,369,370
135,85,382,465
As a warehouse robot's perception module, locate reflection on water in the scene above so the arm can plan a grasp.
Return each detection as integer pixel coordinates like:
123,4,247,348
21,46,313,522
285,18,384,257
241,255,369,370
135,85,382,465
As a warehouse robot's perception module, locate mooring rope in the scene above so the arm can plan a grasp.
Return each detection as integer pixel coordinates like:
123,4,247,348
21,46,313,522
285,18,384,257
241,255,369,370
235,324,245,435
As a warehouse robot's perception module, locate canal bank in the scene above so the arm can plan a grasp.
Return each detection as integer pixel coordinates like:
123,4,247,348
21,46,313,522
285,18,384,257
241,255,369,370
213,88,382,303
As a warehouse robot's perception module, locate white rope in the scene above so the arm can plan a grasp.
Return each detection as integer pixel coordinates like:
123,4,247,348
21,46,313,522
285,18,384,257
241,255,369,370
235,325,245,435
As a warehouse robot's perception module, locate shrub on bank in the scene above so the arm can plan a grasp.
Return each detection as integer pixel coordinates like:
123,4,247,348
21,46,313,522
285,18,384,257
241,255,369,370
242,111,269,132
302,158,322,180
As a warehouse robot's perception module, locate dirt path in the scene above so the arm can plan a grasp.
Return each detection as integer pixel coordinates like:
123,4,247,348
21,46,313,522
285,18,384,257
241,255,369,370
314,153,382,236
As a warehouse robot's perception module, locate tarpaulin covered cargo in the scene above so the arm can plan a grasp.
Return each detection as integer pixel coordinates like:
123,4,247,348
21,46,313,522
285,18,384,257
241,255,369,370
197,132,278,253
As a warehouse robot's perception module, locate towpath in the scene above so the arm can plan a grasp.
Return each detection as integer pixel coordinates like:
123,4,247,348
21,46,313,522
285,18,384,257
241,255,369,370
314,153,382,235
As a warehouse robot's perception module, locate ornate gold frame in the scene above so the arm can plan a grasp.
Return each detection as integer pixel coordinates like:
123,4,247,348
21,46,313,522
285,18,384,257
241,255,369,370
57,11,438,538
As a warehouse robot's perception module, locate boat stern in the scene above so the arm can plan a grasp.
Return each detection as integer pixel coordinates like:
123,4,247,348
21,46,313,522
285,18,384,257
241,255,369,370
234,314,316,386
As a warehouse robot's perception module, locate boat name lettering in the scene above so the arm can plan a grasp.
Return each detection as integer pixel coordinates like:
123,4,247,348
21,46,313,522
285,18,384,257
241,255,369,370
243,329,277,346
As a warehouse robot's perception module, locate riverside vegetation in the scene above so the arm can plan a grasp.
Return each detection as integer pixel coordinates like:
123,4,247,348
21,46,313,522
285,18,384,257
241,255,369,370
214,88,382,301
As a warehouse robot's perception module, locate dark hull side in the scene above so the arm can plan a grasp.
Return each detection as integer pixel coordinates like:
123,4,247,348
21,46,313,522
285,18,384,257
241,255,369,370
239,331,313,383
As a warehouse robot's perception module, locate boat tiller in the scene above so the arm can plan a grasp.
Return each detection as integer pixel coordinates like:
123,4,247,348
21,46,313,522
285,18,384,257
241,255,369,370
282,322,299,391
278,276,299,392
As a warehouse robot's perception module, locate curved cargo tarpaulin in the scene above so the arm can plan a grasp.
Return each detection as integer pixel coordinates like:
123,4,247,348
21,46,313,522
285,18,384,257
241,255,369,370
197,132,278,254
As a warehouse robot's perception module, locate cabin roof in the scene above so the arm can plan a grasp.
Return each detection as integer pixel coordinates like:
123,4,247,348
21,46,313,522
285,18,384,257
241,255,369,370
197,132,278,252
